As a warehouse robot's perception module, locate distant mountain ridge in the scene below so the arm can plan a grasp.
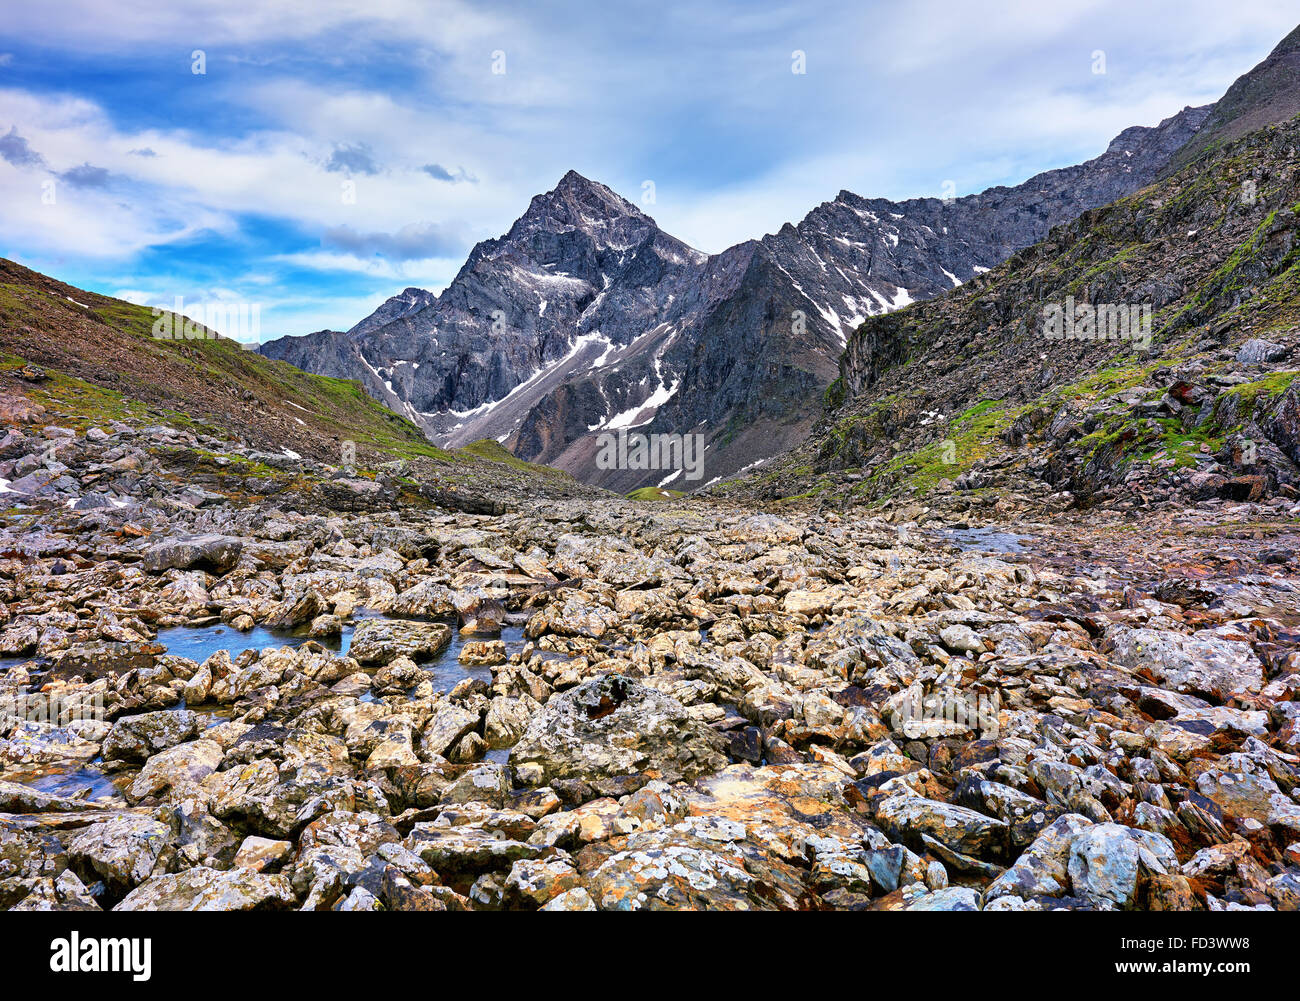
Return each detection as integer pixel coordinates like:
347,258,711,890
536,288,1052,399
261,99,1223,490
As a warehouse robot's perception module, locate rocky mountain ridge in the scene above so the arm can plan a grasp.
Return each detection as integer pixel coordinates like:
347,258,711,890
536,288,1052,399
720,112,1300,519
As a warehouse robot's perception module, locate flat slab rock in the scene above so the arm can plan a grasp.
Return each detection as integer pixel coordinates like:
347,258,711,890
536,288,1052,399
1103,625,1264,700
510,674,729,794
348,618,453,665
141,534,244,573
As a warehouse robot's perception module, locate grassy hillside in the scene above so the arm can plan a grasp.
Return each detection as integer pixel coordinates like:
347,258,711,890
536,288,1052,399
0,258,590,499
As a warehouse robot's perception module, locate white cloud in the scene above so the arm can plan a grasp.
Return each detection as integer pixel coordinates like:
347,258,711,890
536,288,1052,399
0,0,1296,328
0,86,548,263
0,164,231,259
270,250,459,286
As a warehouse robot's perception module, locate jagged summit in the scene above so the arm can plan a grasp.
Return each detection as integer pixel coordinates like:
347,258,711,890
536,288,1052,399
519,170,651,232
552,168,633,204
347,286,439,338
1104,106,1211,156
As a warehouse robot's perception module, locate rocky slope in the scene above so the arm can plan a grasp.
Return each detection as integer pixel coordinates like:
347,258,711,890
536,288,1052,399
0,466,1297,911
259,111,1209,492
720,111,1300,518
1162,24,1300,178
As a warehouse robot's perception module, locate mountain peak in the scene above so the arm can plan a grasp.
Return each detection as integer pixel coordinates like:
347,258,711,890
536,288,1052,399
345,285,438,337
527,170,646,227
556,168,597,189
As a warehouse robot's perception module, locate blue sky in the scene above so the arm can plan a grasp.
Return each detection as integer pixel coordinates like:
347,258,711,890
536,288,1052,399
0,0,1296,342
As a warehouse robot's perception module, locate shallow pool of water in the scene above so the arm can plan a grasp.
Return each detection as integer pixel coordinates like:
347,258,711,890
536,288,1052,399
0,656,45,673
426,624,525,692
155,620,356,662
0,763,127,803
156,614,529,665
937,526,1031,554
0,621,533,799
158,616,527,695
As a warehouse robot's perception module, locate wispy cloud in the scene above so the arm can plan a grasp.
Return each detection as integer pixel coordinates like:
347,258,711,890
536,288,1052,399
0,0,1294,336
321,221,464,260
422,163,476,183
271,250,459,284
324,142,381,176
59,162,111,188
0,126,44,167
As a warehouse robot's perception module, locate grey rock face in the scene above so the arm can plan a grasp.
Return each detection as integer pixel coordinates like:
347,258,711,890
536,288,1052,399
1067,824,1178,907
1236,338,1289,364
986,814,1095,901
260,109,1208,490
102,709,201,763
67,814,170,893
142,534,243,574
